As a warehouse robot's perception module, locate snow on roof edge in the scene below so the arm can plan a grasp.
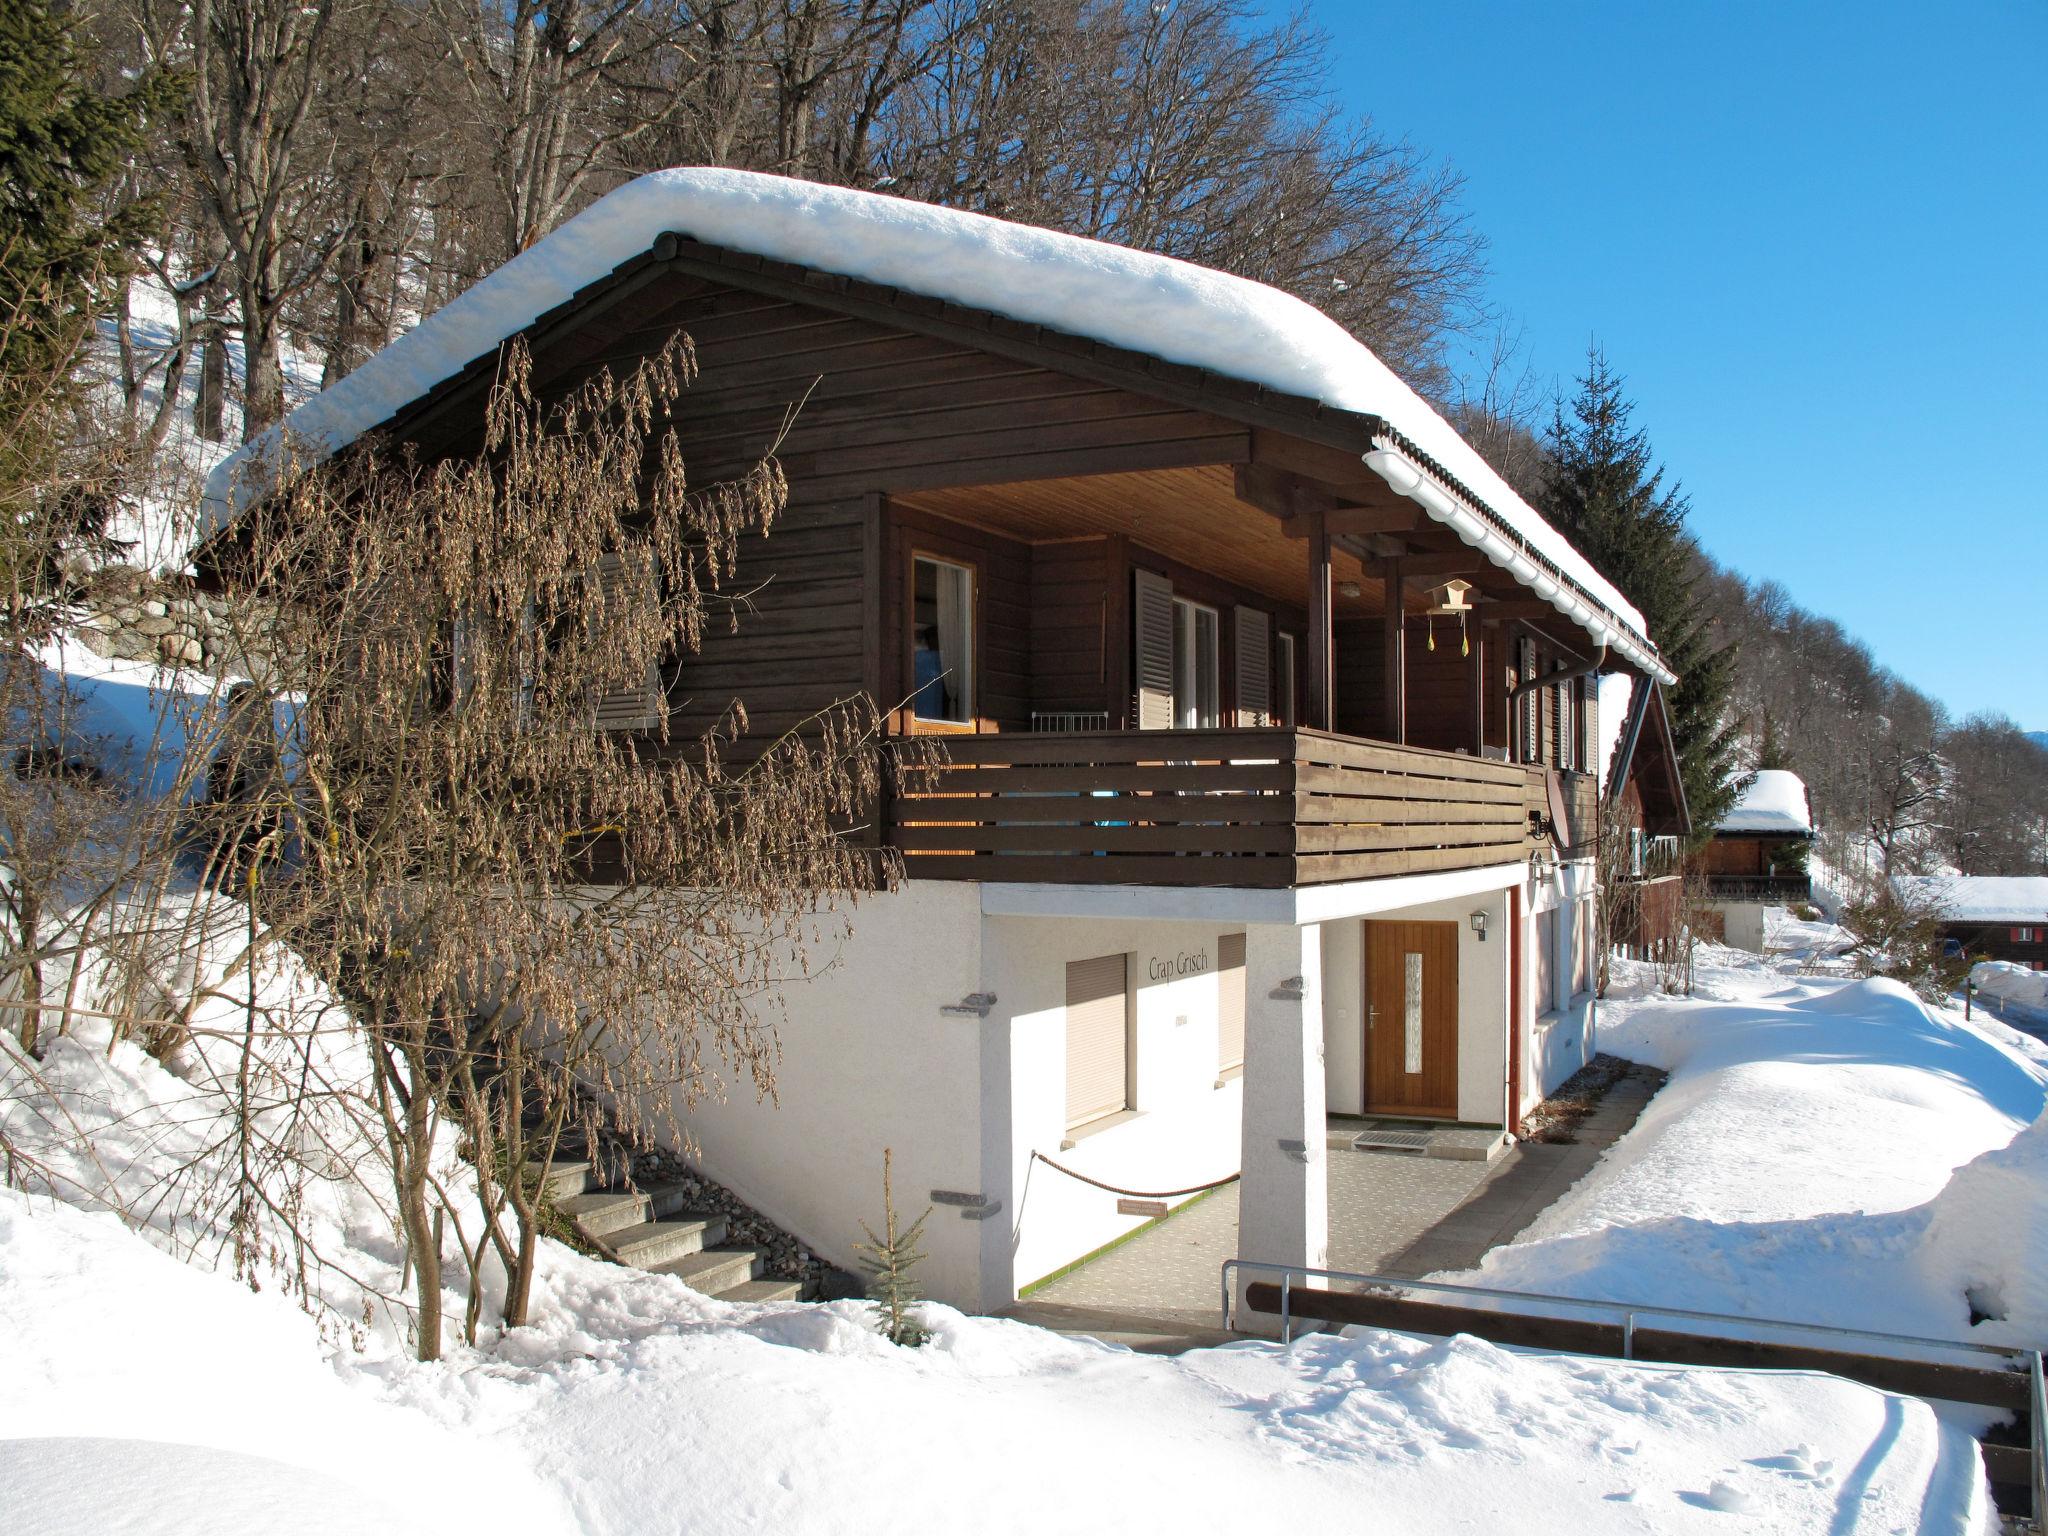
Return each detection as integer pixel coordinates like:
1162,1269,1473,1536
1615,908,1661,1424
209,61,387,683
1894,875,2048,925
1717,768,1813,835
202,168,1658,668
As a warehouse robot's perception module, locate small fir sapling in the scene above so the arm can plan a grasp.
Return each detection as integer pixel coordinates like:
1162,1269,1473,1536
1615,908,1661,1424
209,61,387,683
856,1147,931,1347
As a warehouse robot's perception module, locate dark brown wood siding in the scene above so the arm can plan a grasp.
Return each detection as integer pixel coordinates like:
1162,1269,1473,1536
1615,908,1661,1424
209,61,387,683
1030,537,1116,722
437,273,1251,756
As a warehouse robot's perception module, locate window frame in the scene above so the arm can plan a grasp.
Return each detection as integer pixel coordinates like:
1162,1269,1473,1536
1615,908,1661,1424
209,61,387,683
1171,595,1222,730
907,550,979,734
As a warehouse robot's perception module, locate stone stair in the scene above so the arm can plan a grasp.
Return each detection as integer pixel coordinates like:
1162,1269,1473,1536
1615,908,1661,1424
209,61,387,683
537,1159,803,1304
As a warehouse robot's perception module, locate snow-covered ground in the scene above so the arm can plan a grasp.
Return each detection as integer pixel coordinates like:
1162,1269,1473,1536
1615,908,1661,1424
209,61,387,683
3,903,2027,1532
1463,933,2048,1357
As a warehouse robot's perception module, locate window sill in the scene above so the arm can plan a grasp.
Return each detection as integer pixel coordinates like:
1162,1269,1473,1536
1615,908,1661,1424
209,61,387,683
1060,1107,1142,1148
1215,1064,1244,1088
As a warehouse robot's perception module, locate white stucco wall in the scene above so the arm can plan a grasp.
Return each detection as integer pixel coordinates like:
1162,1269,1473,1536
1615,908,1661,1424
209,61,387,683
1708,900,1768,953
639,882,992,1308
983,913,1248,1294
1320,885,1513,1126
1522,858,1600,1111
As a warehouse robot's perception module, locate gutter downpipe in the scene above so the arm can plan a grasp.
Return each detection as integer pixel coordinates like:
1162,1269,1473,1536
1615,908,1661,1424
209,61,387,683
1508,644,1608,708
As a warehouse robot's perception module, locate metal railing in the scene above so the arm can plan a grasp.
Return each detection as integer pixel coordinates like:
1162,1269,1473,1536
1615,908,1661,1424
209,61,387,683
1222,1259,2047,1524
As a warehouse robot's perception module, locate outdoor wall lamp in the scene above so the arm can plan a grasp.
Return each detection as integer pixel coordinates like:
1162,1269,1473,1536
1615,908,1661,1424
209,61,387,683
1470,911,1489,942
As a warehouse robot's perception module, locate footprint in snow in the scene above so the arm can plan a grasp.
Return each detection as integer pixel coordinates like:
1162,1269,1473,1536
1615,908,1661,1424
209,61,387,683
1677,1479,1753,1513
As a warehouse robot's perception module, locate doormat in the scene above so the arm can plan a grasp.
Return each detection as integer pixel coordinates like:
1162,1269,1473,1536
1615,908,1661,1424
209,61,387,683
1352,1127,1434,1153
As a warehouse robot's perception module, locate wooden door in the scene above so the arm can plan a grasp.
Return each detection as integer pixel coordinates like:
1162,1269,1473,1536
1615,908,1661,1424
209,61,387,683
1364,920,1459,1119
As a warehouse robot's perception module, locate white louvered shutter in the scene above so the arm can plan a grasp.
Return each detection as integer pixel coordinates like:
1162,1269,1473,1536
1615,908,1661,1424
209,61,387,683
592,552,666,731
1065,953,1129,1130
1233,606,1271,726
1217,932,1246,1072
1132,569,1175,730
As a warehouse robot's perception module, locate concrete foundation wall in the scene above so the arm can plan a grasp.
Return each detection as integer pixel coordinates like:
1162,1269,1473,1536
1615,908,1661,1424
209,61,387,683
1709,900,1768,953
645,883,991,1308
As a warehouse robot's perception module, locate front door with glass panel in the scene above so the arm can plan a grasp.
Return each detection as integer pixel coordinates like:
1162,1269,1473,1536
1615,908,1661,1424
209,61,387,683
1363,920,1459,1118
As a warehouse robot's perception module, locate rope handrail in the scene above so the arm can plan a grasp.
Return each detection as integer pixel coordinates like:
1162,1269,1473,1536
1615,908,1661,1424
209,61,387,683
1030,1149,1239,1200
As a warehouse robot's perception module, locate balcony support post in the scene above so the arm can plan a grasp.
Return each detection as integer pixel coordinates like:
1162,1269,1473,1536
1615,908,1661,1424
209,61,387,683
1235,921,1329,1332
1306,512,1334,732
1383,556,1407,744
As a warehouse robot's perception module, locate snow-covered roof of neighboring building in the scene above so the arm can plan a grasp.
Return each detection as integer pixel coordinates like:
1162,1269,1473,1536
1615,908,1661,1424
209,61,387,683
1717,769,1813,835
1895,876,2048,925
201,168,1667,679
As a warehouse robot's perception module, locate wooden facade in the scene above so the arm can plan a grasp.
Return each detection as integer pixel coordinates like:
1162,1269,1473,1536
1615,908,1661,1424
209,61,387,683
323,234,1653,890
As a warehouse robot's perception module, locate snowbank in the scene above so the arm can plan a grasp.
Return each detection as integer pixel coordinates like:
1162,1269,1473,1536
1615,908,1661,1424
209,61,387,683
0,1186,1995,1535
1461,949,2048,1355
1973,961,2048,1008
202,169,1659,672
1719,768,1813,835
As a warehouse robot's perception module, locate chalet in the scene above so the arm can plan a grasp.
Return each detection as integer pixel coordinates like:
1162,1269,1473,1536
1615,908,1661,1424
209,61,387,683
205,170,1679,1312
1701,769,1814,949
1602,677,1691,959
1894,876,2048,969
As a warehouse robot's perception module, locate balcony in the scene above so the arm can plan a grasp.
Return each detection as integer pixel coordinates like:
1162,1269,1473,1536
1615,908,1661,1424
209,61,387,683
886,727,1564,888
1706,874,1813,904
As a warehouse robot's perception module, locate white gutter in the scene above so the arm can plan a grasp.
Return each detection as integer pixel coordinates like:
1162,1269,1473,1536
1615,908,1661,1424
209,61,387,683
1362,444,1676,685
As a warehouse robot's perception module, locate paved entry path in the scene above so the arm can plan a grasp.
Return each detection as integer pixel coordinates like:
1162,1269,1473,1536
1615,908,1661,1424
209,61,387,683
999,1065,1662,1352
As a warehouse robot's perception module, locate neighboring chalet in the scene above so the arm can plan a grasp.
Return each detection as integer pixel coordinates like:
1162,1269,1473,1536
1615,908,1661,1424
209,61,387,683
204,170,1680,1311
1603,677,1692,960
1895,876,2048,969
1702,769,1814,950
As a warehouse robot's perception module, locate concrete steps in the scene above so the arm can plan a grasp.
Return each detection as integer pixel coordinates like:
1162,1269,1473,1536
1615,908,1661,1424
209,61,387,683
529,1160,803,1307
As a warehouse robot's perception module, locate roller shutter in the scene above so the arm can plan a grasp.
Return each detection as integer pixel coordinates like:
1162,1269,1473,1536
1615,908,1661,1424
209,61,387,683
1217,932,1246,1072
591,551,666,731
1065,953,1129,1129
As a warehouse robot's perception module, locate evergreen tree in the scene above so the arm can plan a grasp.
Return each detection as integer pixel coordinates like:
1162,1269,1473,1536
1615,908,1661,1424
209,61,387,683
1544,348,1745,841
855,1148,931,1348
0,0,170,636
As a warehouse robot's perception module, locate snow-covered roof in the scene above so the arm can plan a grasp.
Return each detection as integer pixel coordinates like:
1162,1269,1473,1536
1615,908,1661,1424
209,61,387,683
1717,769,1812,835
203,169,1666,679
1895,876,2048,925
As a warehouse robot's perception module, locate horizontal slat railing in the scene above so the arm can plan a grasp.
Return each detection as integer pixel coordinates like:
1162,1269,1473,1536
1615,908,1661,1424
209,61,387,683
887,728,1547,888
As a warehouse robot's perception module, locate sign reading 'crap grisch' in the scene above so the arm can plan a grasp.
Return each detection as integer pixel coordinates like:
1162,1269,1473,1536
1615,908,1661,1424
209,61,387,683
1146,946,1210,982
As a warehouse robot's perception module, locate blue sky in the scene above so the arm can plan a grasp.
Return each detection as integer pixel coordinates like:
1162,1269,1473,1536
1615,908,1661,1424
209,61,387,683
1297,1,2047,728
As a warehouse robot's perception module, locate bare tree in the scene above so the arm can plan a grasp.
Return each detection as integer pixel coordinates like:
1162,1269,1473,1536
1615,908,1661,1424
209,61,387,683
220,336,909,1357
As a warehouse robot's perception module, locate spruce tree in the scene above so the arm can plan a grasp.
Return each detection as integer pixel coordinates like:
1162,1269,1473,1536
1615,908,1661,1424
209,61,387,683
855,1148,932,1347
1543,348,1744,840
0,0,171,636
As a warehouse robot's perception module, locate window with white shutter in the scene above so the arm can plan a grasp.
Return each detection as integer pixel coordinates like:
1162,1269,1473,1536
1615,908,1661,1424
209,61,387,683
1132,569,1175,730
1233,606,1271,726
1065,952,1130,1130
592,551,665,731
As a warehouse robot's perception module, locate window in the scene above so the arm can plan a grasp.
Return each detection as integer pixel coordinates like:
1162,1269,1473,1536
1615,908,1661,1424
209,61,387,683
1533,907,1559,1014
1172,598,1220,729
1065,953,1130,1131
1217,932,1246,1073
911,556,974,725
2014,927,2040,944
591,552,665,731
1276,634,1298,727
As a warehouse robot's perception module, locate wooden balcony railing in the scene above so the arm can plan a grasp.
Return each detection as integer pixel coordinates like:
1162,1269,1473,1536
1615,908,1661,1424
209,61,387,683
887,727,1550,888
